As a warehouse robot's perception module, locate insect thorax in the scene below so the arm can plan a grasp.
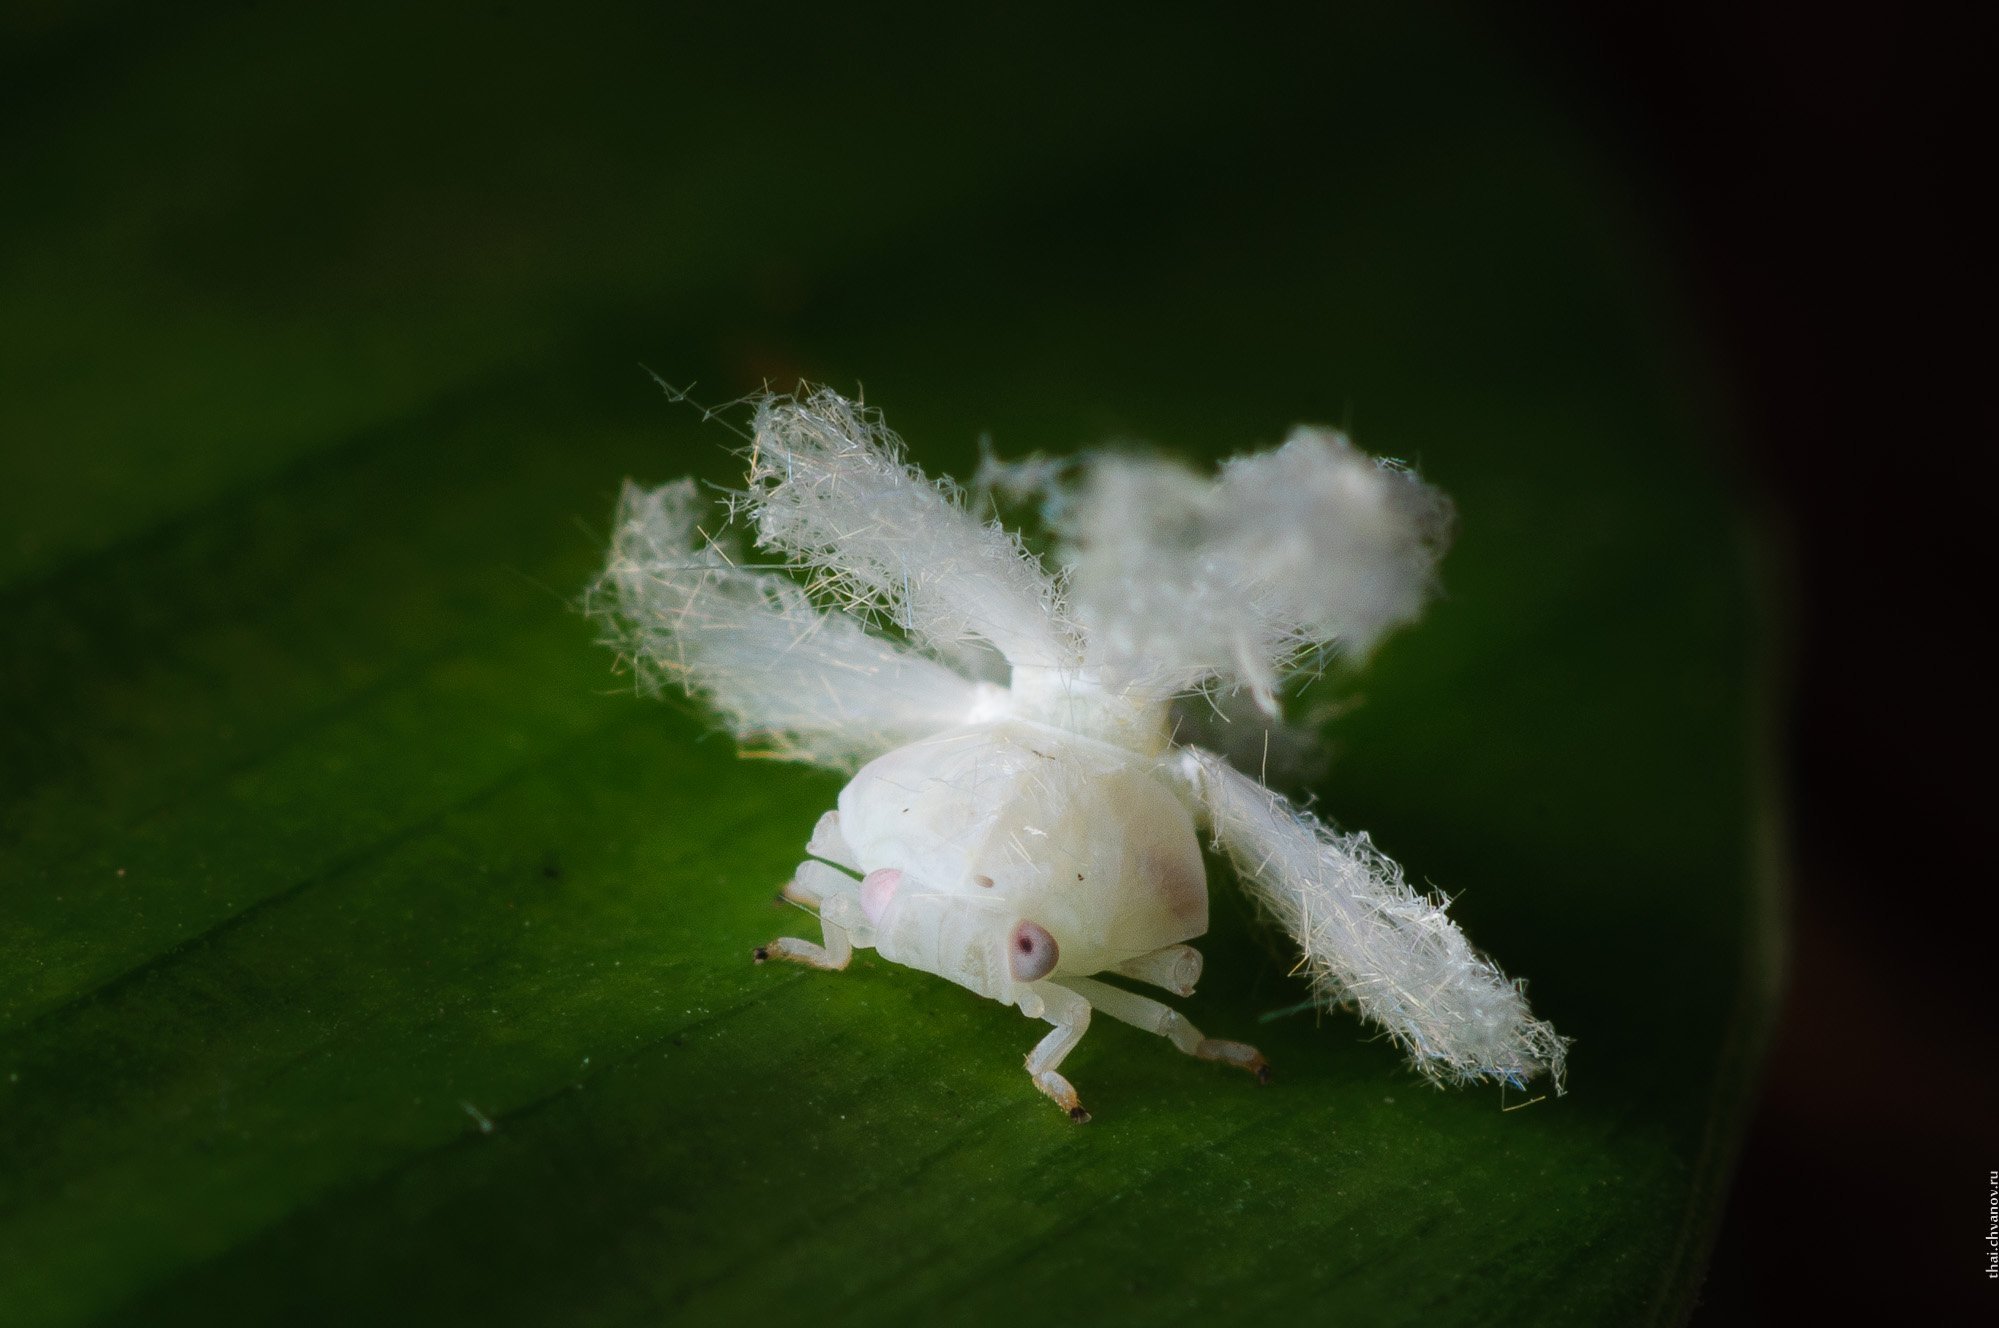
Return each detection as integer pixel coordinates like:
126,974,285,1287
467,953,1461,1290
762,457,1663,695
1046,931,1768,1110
1004,665,1172,755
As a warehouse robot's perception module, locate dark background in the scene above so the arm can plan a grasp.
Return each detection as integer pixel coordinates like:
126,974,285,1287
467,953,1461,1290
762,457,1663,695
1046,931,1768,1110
1515,3,1985,1319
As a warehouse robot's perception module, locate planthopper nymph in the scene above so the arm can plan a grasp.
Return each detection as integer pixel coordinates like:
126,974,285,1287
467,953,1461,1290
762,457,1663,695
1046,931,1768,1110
590,387,1567,1121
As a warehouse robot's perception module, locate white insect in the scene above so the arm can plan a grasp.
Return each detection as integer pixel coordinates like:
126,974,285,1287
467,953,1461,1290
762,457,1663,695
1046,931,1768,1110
592,387,1567,1121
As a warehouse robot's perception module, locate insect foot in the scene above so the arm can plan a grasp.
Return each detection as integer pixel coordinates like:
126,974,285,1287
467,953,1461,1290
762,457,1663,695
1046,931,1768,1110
1024,983,1094,1122
751,934,851,970
1196,1039,1273,1084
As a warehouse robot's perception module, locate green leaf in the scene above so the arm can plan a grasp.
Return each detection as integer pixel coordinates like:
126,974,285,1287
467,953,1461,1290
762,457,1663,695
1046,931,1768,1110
0,6,1776,1324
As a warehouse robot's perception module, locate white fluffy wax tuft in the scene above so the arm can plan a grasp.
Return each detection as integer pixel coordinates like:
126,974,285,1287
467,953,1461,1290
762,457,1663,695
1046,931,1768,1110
1176,747,1568,1092
590,478,985,769
744,389,1078,672
1057,428,1453,710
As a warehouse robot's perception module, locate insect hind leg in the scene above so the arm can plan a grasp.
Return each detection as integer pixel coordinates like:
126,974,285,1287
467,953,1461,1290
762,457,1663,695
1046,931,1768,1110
1057,975,1271,1083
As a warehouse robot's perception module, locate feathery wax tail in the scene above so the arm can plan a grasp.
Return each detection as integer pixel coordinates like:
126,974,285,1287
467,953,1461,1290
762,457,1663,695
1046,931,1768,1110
744,390,1076,672
1176,747,1568,1092
590,479,986,769
1051,429,1452,710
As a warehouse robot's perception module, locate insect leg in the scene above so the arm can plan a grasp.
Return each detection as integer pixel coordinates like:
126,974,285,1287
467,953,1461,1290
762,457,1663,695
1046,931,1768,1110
1107,943,1203,996
803,809,862,872
1021,982,1094,1122
758,860,866,969
1056,975,1270,1083
780,848,855,909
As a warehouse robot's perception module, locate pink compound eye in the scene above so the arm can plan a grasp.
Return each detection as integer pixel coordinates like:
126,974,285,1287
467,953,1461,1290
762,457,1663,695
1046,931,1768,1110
859,868,903,925
1008,920,1059,981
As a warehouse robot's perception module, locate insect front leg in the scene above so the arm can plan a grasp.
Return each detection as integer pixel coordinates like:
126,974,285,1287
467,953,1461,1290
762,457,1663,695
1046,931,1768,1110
780,811,863,909
1056,975,1271,1083
756,859,870,971
1019,981,1094,1122
802,809,861,872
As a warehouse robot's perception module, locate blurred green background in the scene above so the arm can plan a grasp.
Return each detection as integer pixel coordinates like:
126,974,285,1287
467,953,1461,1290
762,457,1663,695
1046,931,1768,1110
0,3,1773,1324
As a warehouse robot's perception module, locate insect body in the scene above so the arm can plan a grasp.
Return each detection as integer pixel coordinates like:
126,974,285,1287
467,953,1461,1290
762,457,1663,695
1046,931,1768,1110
593,387,1567,1119
769,718,1258,1120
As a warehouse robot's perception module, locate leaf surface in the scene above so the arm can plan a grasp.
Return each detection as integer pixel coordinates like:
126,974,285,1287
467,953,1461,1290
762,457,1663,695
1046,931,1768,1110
0,7,1775,1325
